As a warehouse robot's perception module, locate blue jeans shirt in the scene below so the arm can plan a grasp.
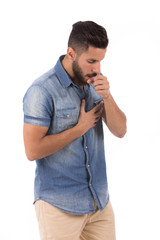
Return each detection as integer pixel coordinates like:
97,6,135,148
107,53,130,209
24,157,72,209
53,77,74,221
23,55,109,214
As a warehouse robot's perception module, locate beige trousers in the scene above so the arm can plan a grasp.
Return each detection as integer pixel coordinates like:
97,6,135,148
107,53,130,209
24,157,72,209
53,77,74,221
35,200,116,240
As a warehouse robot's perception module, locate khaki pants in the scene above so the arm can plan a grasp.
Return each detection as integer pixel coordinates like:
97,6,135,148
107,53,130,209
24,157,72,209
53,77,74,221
35,200,116,240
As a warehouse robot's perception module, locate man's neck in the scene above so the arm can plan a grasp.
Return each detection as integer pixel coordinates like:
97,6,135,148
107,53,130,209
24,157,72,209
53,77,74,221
61,56,73,79
61,56,83,88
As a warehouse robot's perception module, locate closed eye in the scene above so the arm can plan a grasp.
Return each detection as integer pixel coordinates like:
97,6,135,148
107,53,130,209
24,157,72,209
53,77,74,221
87,59,98,64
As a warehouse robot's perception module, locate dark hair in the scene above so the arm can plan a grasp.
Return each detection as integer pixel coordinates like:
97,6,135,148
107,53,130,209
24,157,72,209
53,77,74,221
68,21,109,54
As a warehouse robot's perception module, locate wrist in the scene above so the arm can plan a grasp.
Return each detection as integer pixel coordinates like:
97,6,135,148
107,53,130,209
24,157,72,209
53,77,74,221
103,91,111,100
74,123,85,137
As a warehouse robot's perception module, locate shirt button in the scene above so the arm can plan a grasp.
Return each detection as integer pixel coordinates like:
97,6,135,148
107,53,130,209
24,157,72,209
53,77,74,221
66,114,70,118
90,183,92,186
86,146,88,149
88,165,90,168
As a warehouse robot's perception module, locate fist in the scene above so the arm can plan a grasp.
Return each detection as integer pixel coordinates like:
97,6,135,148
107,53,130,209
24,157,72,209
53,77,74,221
87,75,110,100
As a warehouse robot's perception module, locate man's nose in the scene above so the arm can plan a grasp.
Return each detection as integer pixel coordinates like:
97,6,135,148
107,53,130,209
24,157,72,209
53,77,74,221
92,62,101,74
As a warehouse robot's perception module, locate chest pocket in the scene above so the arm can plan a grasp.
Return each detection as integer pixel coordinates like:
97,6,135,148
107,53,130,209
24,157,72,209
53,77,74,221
56,107,79,132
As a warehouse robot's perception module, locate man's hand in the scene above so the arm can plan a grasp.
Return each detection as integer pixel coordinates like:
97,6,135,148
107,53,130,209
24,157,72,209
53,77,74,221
77,99,104,135
87,75,110,100
24,100,104,161
88,74,127,138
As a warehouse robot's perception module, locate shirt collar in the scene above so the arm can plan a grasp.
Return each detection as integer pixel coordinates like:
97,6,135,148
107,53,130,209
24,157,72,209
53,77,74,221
54,55,90,92
54,55,73,88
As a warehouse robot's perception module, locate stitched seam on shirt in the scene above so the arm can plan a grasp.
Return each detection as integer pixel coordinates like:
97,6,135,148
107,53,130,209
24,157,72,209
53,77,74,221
24,115,50,120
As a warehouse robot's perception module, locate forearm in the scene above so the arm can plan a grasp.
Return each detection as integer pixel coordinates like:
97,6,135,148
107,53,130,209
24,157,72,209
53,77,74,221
26,125,83,161
102,93,127,138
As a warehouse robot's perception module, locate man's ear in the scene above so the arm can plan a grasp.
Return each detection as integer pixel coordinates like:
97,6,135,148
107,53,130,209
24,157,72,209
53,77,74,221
67,47,77,61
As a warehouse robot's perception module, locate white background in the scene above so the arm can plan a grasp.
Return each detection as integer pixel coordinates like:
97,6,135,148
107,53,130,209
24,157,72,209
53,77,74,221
0,0,160,239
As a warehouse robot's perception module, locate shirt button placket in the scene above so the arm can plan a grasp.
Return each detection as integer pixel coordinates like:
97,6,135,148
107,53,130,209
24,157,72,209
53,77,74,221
86,145,92,187
83,136,92,188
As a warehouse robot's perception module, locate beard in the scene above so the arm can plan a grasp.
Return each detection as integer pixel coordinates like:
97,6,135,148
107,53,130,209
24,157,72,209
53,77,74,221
72,59,97,86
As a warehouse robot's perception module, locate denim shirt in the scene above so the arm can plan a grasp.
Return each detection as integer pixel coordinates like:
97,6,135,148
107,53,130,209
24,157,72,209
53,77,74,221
23,55,109,214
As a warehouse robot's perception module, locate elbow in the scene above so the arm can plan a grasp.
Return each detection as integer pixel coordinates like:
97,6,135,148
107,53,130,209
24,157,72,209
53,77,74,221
117,122,127,138
27,156,36,161
110,125,127,138
117,129,127,138
25,145,46,161
25,150,37,161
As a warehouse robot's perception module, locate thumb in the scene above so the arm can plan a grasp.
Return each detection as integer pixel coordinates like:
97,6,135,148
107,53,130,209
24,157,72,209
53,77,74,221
87,79,94,84
80,99,85,112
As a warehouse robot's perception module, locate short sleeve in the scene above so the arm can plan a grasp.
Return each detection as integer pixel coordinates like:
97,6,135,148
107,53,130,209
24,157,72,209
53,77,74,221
23,85,53,127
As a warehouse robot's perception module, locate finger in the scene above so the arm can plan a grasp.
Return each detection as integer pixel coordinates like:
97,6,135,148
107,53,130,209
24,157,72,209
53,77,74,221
80,99,85,112
94,79,109,87
94,113,102,124
95,117,100,123
94,77,109,87
95,107,104,119
94,74,105,82
87,79,94,84
95,107,104,118
87,76,104,85
92,79,103,87
93,101,104,113
94,85,106,91
95,101,104,111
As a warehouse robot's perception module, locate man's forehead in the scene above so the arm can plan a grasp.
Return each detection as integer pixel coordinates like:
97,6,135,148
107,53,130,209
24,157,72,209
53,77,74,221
81,46,107,60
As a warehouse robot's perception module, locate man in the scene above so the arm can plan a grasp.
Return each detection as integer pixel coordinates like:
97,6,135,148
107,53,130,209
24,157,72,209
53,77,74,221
23,21,127,240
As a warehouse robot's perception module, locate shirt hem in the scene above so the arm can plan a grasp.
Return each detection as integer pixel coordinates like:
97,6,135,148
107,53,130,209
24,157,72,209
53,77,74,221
34,197,99,215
